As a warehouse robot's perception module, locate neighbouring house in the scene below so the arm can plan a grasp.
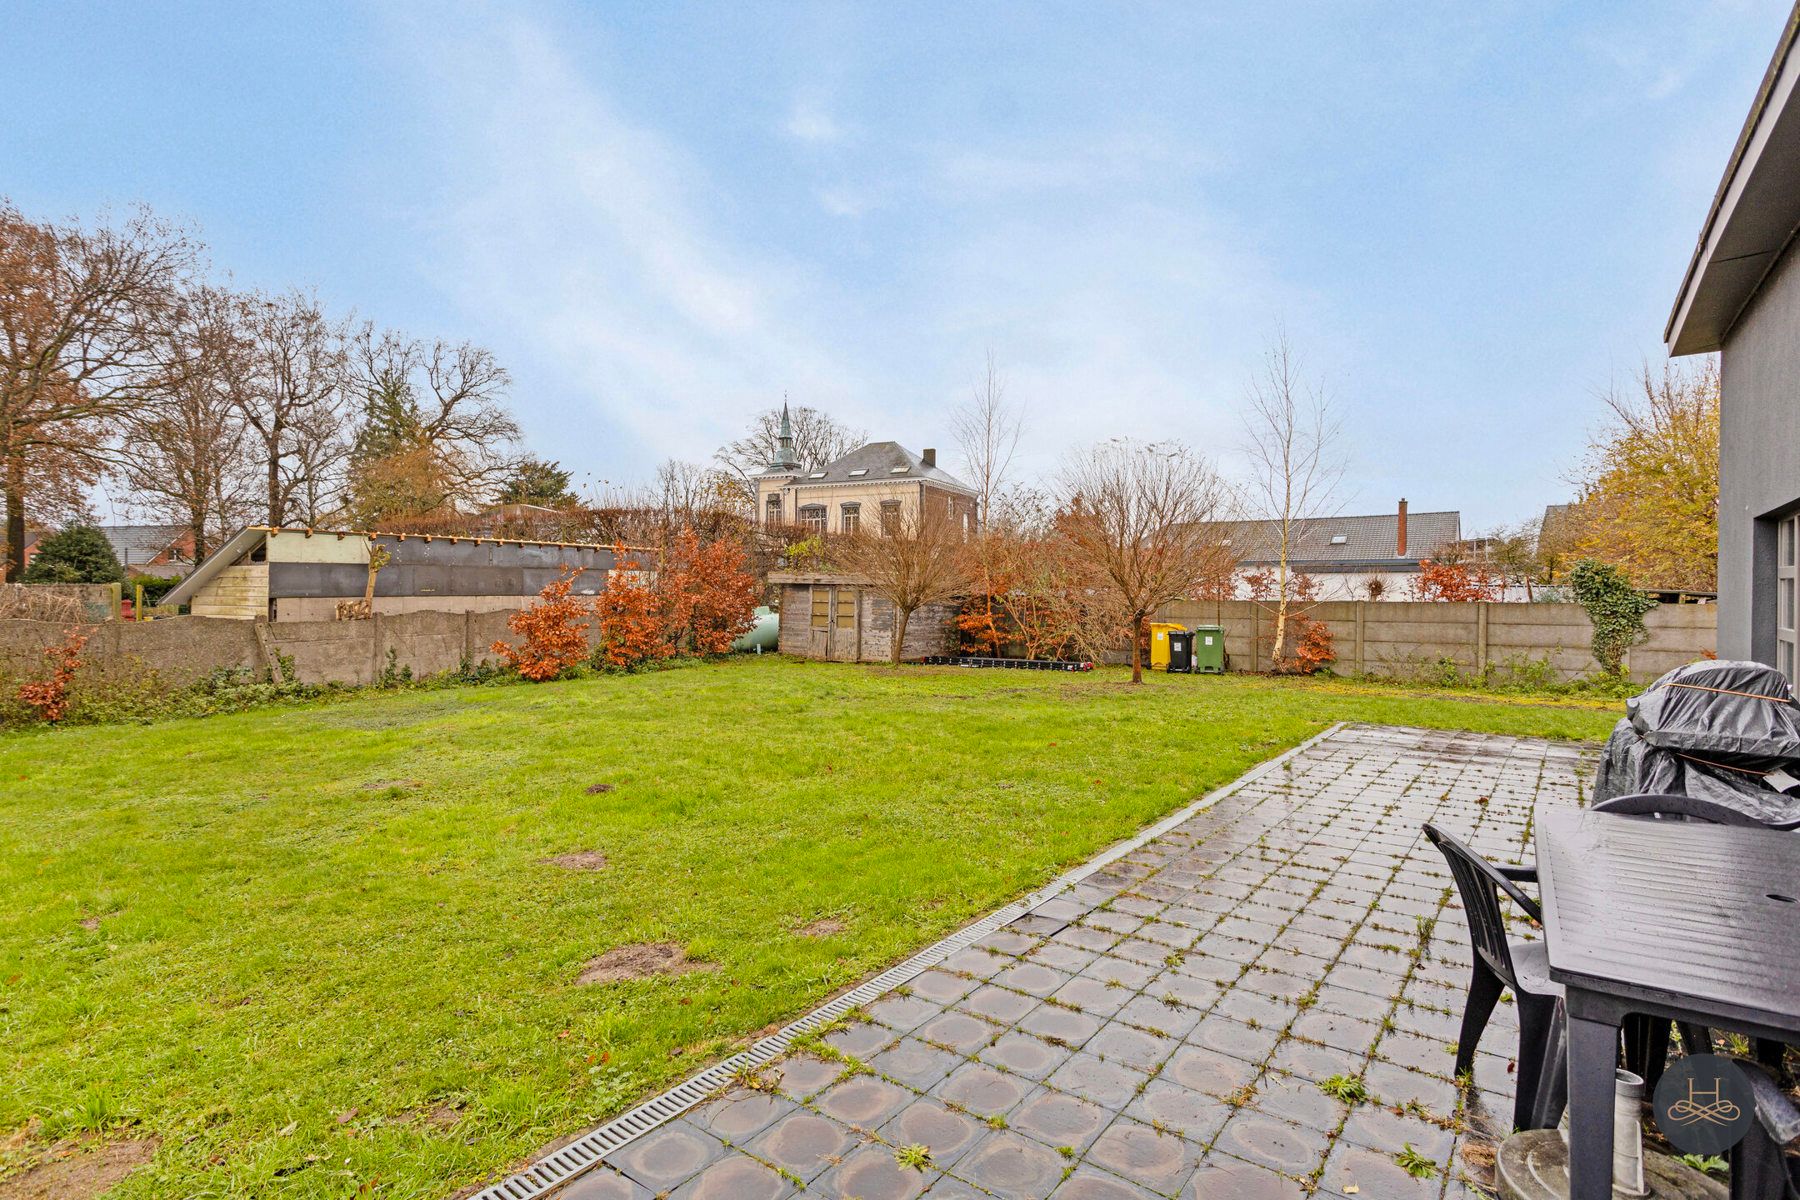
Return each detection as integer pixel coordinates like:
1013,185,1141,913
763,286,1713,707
1210,501,1462,601
159,526,629,621
98,524,197,577
757,405,977,661
1665,3,1800,678
756,404,979,537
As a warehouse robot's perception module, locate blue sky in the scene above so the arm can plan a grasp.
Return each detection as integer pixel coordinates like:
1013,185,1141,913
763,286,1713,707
4,1,1783,529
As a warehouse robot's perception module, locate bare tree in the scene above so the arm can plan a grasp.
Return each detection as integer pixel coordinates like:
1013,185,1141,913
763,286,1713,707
1241,333,1343,670
0,201,200,578
951,349,1023,529
714,403,864,508
1058,439,1233,683
836,501,971,664
234,289,351,526
117,285,257,562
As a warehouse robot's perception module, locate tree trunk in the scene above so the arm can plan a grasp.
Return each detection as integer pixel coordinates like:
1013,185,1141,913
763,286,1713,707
1130,611,1145,684
4,455,25,582
266,416,283,526
892,605,911,665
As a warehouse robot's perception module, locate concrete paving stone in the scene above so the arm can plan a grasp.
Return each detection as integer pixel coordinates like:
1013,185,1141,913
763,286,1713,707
667,1153,796,1200
816,1074,915,1130
1212,1111,1332,1177
984,1030,1076,1080
1374,1030,1457,1078
870,1037,965,1091
1151,972,1222,1012
1111,893,1167,917
910,968,980,1005
1193,934,1264,966
960,984,1039,1026
933,1061,1032,1119
1029,940,1101,974
868,993,946,1035
1250,1071,1350,1132
1136,920,1202,949
940,945,1010,978
609,1121,729,1192
1084,910,1146,935
1122,1078,1232,1145
1082,1022,1177,1073
1288,1008,1382,1055
1211,916,1284,946
1339,1102,1456,1161
1162,1044,1261,1099
1077,956,1160,991
557,1165,651,1199
1323,961,1404,999
1010,914,1071,940
879,1097,988,1169
1048,1166,1163,1199
771,1053,843,1100
1276,927,1347,961
1317,1140,1442,1199
1033,896,1089,921
1116,991,1203,1039
742,1110,857,1182
828,1016,902,1057
1189,1016,1281,1065
917,1010,1003,1055
1084,1116,1205,1192
1110,936,1177,967
686,1088,795,1142
1311,985,1393,1022
1211,986,1296,1030
1167,952,1244,986
977,930,1039,956
1054,924,1120,953
812,1143,936,1200
1235,968,1311,1002
1337,941,1413,972
1020,1002,1103,1047
955,1129,1071,1199
993,962,1071,997
1044,1051,1147,1110
1263,1037,1362,1085
1179,1155,1312,1198
1360,1059,1461,1116
918,1176,989,1198
1009,1087,1113,1153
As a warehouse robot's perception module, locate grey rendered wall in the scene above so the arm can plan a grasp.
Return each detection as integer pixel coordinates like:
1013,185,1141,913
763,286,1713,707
1718,238,1800,663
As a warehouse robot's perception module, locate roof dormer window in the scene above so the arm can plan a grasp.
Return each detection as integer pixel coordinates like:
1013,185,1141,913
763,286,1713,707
890,465,909,474
847,469,867,477
809,472,826,479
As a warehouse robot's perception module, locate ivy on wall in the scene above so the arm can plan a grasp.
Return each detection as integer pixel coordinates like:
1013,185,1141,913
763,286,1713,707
1569,558,1656,674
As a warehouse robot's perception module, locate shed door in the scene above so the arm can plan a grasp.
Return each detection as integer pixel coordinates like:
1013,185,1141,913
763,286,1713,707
808,585,833,658
830,587,860,661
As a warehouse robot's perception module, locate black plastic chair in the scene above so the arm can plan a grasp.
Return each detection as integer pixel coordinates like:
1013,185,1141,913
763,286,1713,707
1423,823,1563,1133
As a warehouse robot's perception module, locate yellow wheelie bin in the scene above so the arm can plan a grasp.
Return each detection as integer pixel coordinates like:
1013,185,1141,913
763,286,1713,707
1148,622,1187,670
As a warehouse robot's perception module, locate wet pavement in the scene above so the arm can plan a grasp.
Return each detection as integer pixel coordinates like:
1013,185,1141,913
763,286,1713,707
552,723,1593,1199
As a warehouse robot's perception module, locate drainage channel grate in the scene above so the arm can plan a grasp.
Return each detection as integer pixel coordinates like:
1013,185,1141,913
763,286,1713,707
466,722,1344,1200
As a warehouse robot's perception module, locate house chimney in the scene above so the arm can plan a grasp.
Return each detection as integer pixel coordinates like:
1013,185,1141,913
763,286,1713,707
922,447,936,468
1396,498,1409,558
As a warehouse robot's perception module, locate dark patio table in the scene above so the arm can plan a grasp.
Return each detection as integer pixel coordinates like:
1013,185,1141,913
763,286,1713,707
1537,809,1800,1200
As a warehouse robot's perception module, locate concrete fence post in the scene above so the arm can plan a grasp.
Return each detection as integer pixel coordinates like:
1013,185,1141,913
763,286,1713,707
370,612,382,685
1477,601,1489,677
1354,602,1366,675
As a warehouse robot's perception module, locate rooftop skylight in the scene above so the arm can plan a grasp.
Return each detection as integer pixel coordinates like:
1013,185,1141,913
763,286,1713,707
1330,534,1348,544
890,465,909,474
809,472,826,479
847,468,867,477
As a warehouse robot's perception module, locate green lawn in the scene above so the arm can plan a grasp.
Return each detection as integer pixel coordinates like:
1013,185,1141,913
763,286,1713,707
0,658,1616,1198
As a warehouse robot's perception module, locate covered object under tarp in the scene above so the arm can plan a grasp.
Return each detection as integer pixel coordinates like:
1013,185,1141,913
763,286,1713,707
1594,659,1800,827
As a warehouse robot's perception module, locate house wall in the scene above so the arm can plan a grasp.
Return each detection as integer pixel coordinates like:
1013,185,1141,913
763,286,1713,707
1718,236,1800,665
757,479,975,534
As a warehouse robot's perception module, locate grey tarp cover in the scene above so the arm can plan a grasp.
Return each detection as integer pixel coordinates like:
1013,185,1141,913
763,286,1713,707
1594,660,1800,826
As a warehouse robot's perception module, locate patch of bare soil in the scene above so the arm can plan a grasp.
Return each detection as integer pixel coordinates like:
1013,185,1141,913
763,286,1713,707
584,783,616,794
575,943,714,985
796,918,846,938
542,851,609,872
0,1136,158,1200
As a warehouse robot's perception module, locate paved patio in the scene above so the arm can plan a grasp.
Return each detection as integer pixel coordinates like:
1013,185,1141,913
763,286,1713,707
554,723,1595,1200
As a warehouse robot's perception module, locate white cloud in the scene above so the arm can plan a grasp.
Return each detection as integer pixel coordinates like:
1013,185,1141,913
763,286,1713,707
816,185,876,218
784,97,846,144
388,16,873,467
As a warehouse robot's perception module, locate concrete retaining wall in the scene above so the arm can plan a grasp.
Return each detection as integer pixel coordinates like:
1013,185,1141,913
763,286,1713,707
0,609,535,690
1154,599,1716,682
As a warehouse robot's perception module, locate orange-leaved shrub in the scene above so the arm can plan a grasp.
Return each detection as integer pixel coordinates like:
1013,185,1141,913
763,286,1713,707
492,569,592,680
593,548,671,670
1409,559,1501,602
17,626,90,723
660,528,758,656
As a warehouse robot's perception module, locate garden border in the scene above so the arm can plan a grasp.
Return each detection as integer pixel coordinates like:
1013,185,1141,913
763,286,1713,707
467,721,1348,1200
